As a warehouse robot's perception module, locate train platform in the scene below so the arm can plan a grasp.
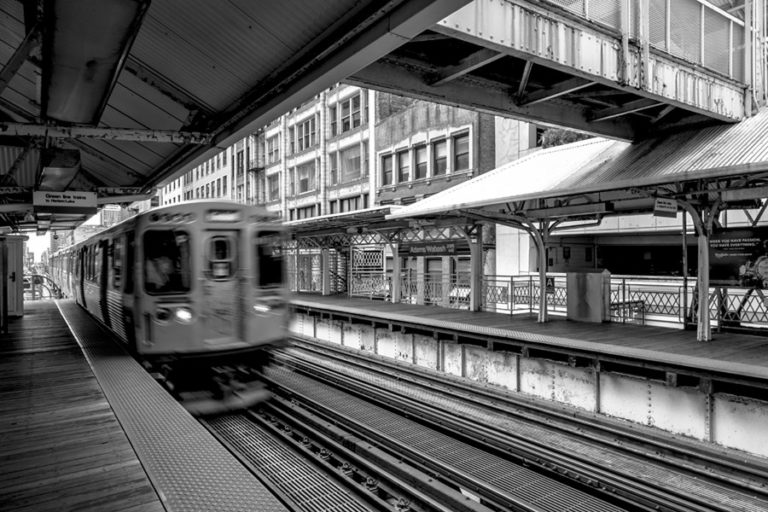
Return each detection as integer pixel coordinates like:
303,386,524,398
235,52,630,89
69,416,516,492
0,300,287,512
290,293,768,385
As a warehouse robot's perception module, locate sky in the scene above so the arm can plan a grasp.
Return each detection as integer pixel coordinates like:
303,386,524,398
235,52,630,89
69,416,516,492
26,212,103,262
27,234,50,261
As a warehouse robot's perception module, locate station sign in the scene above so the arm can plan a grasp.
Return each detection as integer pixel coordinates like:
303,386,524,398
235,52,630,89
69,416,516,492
710,227,768,287
398,241,469,256
653,198,678,218
33,191,97,214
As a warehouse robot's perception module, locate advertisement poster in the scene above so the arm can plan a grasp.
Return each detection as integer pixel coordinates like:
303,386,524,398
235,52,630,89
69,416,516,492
710,228,768,287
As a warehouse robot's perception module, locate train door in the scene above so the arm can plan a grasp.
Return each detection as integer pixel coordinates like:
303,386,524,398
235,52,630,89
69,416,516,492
202,231,242,343
77,247,86,306
99,239,111,327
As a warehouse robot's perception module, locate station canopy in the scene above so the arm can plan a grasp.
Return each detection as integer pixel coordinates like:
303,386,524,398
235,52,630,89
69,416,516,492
0,0,469,233
387,108,768,227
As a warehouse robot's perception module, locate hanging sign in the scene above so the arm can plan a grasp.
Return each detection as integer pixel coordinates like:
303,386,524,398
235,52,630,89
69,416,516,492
653,198,678,218
33,191,97,214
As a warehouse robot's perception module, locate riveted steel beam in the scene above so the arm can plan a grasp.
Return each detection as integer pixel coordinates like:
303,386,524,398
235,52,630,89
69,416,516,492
0,122,211,144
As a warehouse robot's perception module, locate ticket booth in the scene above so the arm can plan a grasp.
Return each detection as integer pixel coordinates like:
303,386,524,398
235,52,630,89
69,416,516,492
1,234,27,332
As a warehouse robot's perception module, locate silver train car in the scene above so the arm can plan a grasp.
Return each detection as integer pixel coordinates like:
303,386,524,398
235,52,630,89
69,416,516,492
50,201,289,414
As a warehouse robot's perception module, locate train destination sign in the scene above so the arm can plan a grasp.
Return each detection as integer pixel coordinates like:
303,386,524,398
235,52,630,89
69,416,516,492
32,191,97,214
710,227,768,287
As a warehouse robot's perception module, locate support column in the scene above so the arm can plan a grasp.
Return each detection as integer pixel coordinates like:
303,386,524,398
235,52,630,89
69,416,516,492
697,229,711,341
321,248,330,295
679,199,721,342
470,228,483,311
531,224,549,323
391,243,401,304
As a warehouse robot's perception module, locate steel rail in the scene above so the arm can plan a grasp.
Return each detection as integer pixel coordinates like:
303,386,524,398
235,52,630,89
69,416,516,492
263,363,632,512
291,334,768,491
274,341,767,512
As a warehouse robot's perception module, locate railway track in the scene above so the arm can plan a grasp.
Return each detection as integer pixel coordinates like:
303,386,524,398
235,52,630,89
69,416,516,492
268,336,768,512
202,402,492,512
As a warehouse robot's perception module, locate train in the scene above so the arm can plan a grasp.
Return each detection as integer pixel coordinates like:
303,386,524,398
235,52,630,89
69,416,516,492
50,201,289,415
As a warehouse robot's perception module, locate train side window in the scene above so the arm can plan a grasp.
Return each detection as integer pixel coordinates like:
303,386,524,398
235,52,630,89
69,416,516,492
112,238,123,289
254,230,284,287
207,236,235,279
125,232,135,294
94,244,102,282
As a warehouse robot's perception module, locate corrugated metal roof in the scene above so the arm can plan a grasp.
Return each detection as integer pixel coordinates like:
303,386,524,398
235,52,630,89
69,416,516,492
388,108,768,220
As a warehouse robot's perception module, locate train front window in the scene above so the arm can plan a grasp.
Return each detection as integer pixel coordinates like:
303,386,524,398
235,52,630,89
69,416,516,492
206,236,235,279
143,230,191,294
254,231,284,287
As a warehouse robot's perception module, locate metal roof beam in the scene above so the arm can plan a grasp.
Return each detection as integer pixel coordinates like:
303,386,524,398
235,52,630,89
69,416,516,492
350,57,637,140
517,77,595,106
429,48,503,86
0,23,41,96
515,61,533,101
590,98,663,122
0,122,211,144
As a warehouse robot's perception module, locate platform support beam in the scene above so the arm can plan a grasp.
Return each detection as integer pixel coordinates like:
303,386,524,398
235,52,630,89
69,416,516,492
679,198,723,342
321,248,330,295
470,226,483,312
391,243,401,304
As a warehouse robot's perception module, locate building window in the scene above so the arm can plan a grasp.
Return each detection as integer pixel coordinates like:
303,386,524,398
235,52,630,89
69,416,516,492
382,154,393,186
296,205,316,219
453,132,469,172
329,201,337,214
223,176,227,195
397,150,410,183
329,105,337,136
432,139,447,176
339,94,361,134
236,150,244,175
267,135,280,164
216,178,221,196
223,151,227,166
296,116,317,152
340,145,361,183
362,140,369,177
329,152,338,185
268,174,280,201
289,127,295,154
340,195,360,213
414,144,427,180
297,161,316,193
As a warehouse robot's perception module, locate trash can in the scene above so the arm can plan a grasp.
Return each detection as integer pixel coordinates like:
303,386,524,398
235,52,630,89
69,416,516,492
566,269,610,323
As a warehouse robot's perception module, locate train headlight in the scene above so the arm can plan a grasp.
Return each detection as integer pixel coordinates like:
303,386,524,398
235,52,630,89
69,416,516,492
156,307,171,322
174,307,194,324
253,303,271,313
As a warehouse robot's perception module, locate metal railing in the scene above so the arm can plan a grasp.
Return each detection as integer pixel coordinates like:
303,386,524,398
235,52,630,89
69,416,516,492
298,269,768,332
23,274,64,301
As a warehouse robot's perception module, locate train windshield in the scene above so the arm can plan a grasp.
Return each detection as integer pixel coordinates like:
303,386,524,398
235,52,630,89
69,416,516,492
254,230,283,288
143,230,191,294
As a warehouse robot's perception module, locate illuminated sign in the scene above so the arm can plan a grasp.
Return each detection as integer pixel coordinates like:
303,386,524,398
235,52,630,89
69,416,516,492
205,209,242,222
